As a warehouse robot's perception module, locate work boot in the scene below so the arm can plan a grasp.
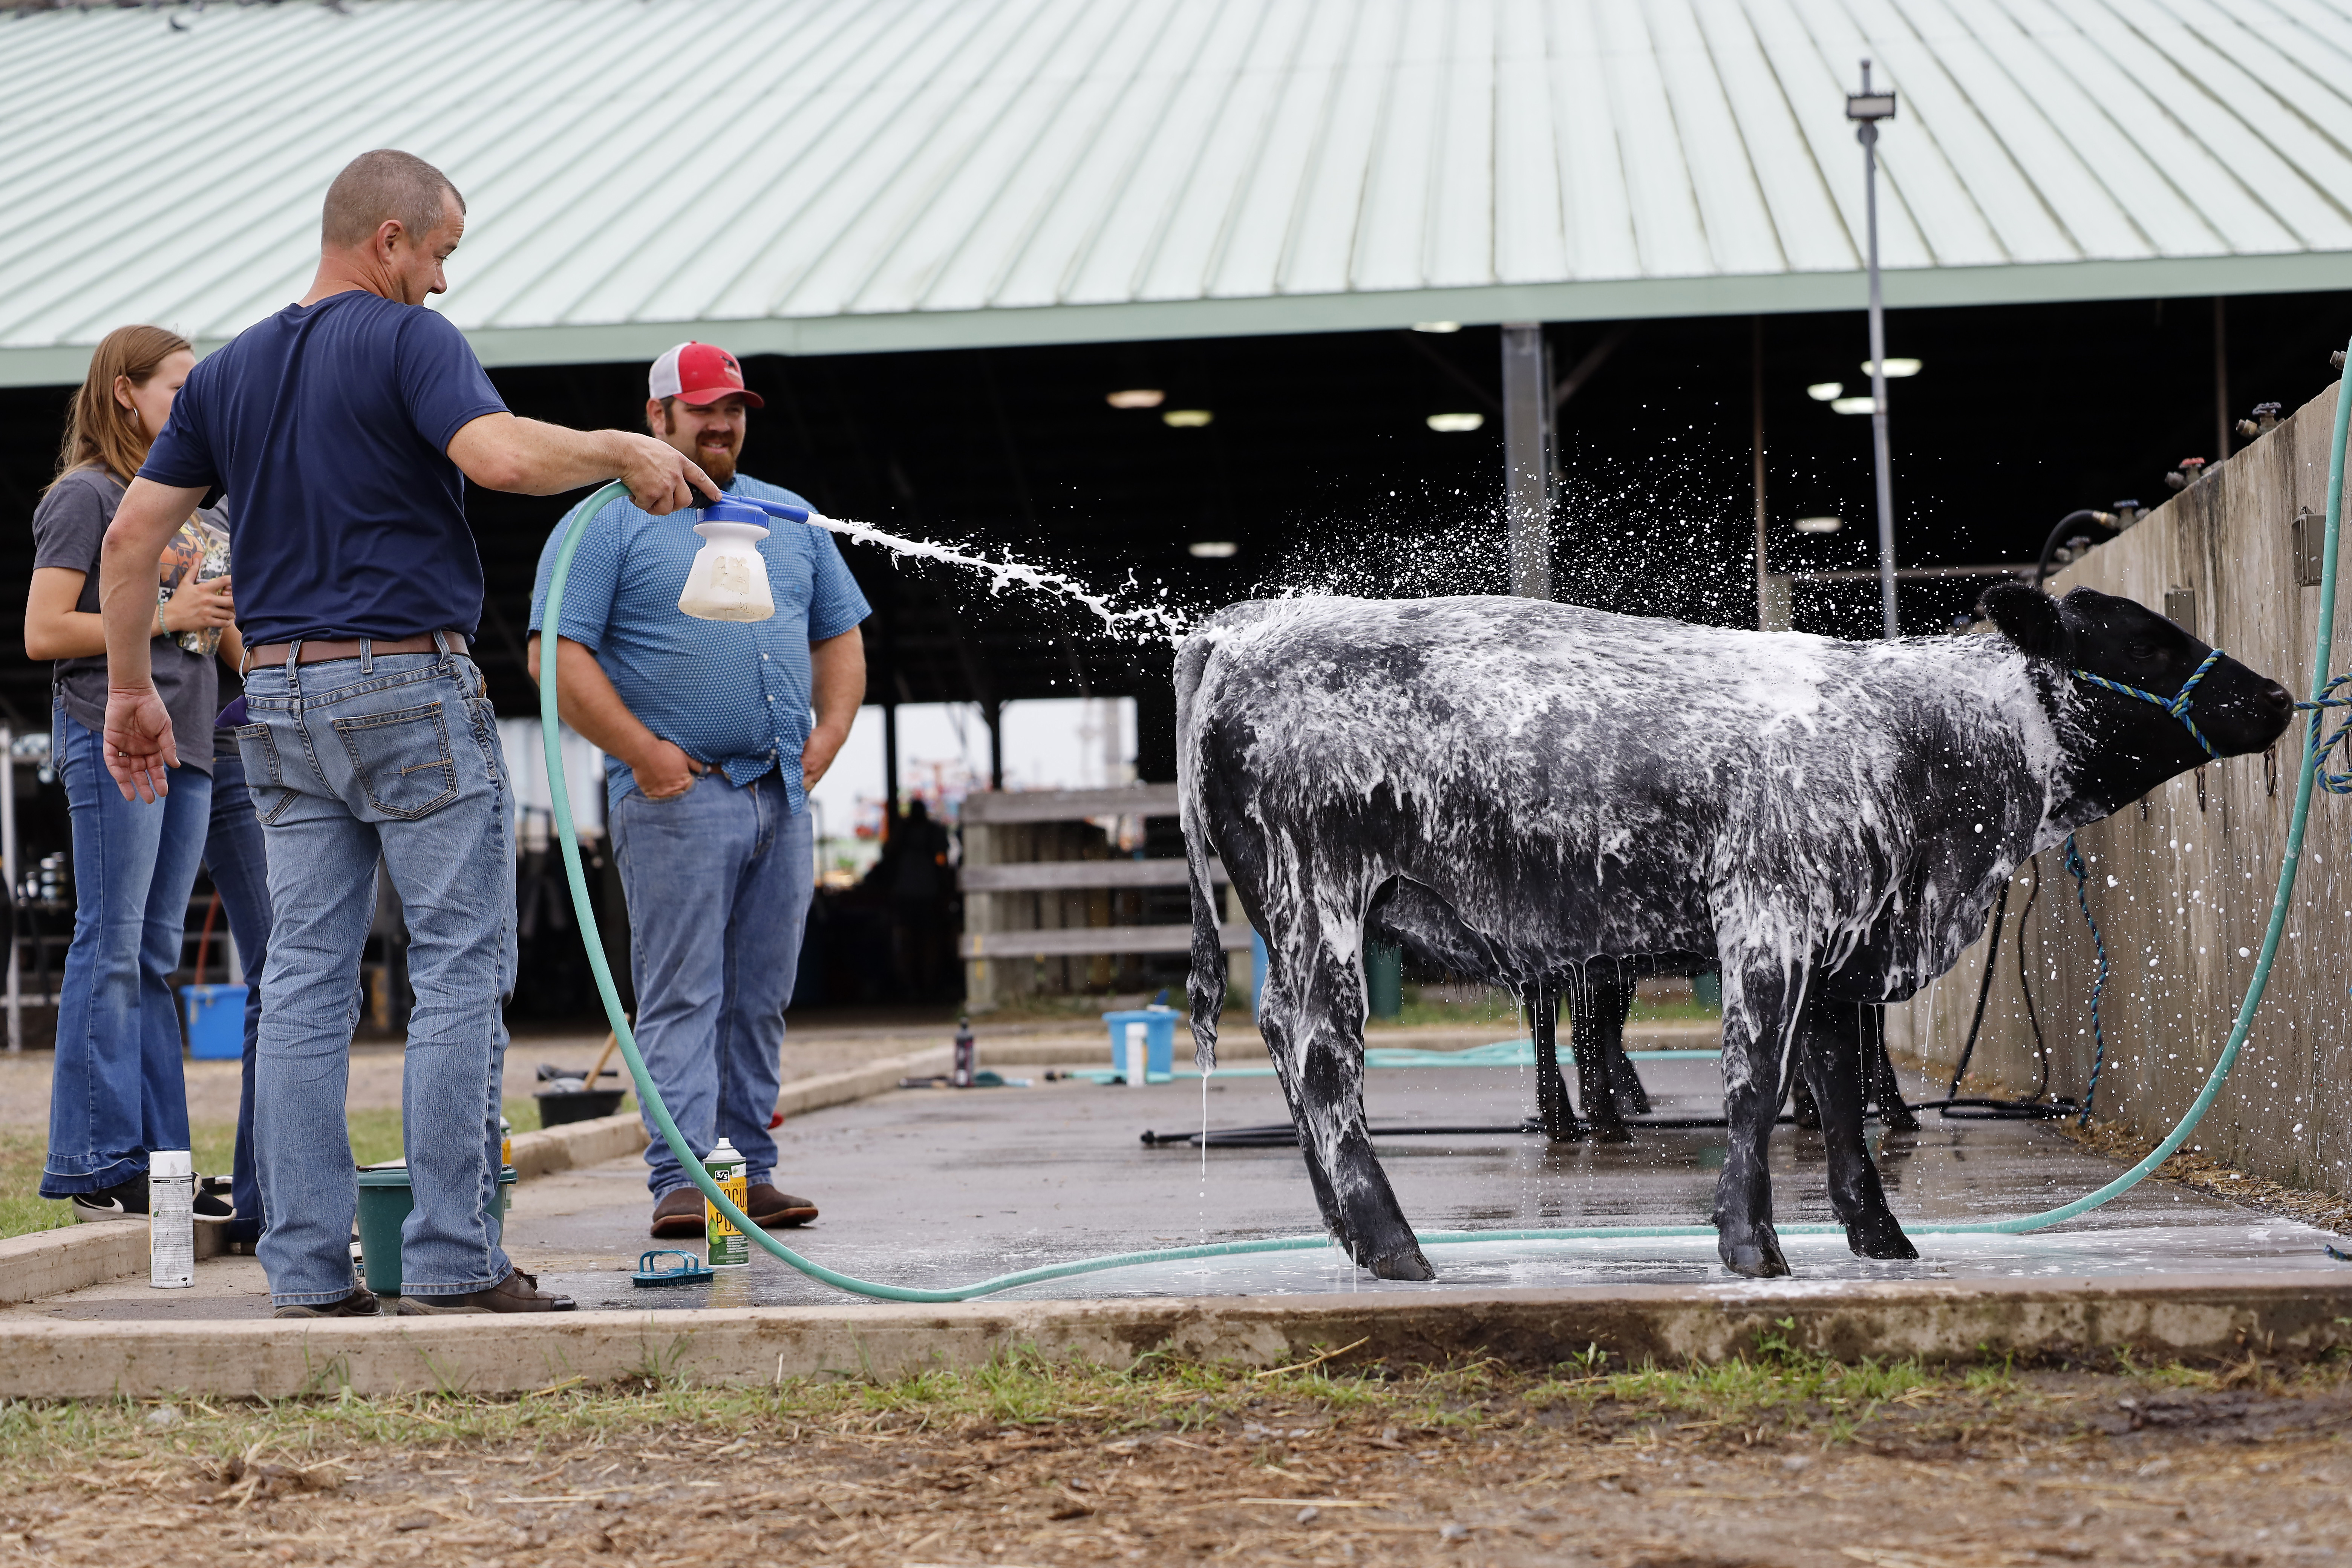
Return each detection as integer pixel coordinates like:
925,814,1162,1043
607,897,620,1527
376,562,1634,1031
273,1287,380,1319
649,1187,704,1239
744,1183,818,1228
393,1268,576,1315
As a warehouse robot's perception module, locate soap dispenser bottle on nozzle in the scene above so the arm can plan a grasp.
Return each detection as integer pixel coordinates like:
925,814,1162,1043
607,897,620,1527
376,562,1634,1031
677,496,779,622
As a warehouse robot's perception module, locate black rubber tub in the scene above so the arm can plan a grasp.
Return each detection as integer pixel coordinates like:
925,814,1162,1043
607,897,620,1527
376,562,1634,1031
534,1087,627,1126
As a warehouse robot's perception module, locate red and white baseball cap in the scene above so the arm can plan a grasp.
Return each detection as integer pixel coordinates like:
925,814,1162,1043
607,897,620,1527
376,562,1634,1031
649,340,764,408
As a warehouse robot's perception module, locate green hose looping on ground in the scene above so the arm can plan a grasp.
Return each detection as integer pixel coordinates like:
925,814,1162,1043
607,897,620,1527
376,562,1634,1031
539,352,2344,1301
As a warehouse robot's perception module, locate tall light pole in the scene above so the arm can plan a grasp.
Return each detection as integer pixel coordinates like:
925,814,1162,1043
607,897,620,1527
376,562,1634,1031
1847,60,1899,640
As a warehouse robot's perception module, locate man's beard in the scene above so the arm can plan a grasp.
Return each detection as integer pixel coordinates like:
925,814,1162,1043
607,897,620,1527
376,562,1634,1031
662,409,739,485
696,444,738,486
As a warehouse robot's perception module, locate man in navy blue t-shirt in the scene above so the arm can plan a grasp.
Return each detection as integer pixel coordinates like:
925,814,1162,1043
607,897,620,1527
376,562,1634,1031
99,149,715,1319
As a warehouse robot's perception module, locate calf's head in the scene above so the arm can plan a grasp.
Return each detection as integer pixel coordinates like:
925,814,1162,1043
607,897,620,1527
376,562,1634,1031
1979,581,2292,809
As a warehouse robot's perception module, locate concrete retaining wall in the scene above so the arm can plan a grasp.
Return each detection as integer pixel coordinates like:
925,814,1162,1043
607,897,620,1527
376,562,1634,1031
1887,382,2352,1193
5,1274,2344,1398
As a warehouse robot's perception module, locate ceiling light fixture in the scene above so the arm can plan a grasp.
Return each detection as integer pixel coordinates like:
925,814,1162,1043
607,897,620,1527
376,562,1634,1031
1411,321,1463,334
1188,541,1238,559
1807,381,1844,401
1794,516,1844,533
1860,357,1922,378
1831,395,1878,415
1426,412,1485,433
1106,389,1165,409
1162,409,1213,428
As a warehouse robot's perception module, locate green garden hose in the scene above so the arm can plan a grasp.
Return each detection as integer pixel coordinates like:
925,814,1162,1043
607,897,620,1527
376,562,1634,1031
537,354,2346,1302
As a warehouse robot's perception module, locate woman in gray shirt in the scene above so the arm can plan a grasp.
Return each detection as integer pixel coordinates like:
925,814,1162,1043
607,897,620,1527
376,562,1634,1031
26,324,237,1218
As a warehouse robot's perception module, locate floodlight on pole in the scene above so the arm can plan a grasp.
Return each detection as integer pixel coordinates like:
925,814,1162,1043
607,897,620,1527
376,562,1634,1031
1847,58,1899,640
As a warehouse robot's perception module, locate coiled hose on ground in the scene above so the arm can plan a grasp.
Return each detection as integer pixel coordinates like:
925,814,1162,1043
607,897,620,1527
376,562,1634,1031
536,351,2348,1303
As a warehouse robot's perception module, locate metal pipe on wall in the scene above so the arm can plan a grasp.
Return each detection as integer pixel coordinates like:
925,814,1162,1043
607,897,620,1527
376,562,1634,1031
1501,322,1554,600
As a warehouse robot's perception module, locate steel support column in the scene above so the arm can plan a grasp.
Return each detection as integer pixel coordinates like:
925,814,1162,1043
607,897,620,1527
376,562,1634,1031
1501,323,1553,600
882,701,900,838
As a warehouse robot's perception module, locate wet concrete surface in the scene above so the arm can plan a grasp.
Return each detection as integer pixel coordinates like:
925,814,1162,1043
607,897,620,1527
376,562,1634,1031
15,1056,2340,1320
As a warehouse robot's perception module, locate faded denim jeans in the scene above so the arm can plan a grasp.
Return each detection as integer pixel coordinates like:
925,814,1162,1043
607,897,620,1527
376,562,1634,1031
41,703,210,1197
203,740,272,1242
236,640,517,1306
609,766,812,1198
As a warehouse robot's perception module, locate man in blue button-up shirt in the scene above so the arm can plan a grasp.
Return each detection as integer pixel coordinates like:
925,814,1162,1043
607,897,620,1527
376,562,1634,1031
527,341,868,1240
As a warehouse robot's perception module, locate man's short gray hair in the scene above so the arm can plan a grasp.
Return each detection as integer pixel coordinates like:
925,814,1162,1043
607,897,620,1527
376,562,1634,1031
321,149,465,249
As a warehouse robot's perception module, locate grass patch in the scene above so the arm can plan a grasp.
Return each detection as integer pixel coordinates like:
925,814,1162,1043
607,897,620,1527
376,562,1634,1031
1,1098,545,1240
0,1345,2329,1475
0,1129,70,1240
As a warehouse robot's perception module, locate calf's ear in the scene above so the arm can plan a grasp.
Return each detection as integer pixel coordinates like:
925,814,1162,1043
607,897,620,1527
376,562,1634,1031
1979,581,2072,661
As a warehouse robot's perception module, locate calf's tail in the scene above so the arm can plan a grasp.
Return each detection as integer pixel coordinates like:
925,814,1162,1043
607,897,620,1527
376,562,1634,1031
1174,634,1228,1073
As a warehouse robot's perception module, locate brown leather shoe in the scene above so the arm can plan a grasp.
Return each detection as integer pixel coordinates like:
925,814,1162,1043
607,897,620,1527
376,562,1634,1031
393,1268,576,1315
744,1182,818,1228
649,1186,704,1238
273,1286,380,1319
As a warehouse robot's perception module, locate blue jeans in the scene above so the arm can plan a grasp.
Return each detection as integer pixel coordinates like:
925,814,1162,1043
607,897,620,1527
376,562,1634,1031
203,745,272,1240
237,643,517,1305
610,767,812,1197
41,703,212,1197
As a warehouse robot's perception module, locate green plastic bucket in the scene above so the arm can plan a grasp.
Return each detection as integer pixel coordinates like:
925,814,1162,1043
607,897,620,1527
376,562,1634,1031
355,1162,517,1296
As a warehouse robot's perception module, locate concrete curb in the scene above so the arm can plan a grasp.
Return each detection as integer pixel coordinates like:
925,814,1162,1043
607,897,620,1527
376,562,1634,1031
506,1112,649,1180
0,1221,149,1307
6,1273,2345,1398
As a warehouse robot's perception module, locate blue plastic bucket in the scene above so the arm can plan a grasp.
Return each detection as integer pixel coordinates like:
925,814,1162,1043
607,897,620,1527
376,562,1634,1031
1101,1008,1176,1080
181,983,248,1061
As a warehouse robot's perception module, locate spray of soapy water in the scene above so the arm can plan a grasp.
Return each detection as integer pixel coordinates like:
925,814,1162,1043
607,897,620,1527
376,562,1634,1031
803,510,1197,646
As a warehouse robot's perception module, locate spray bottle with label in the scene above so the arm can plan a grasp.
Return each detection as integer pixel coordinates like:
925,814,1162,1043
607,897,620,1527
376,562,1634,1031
149,1151,194,1289
704,1138,750,1269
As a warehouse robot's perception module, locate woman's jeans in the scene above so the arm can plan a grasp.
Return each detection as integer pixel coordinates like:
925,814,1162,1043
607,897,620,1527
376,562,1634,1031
237,643,516,1306
609,767,812,1198
42,704,212,1198
203,744,272,1239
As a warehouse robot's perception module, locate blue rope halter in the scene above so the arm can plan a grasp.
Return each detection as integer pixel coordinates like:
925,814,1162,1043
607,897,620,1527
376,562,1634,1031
2071,648,2224,758
2306,671,2352,797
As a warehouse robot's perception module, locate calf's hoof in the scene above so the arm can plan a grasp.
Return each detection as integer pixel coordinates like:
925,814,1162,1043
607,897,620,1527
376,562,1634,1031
1845,1215,1919,1262
1369,1246,1436,1282
1717,1231,1790,1279
1592,1123,1634,1145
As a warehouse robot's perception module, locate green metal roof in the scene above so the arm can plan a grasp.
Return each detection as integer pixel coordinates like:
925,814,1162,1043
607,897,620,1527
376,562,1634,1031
4,0,2352,385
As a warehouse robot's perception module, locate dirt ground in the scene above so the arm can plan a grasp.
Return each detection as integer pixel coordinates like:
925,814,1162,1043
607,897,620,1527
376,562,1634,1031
2,1352,2346,1567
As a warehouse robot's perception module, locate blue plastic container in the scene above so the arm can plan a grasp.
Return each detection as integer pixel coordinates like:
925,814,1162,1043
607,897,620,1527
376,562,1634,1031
1101,1007,1176,1081
181,983,248,1061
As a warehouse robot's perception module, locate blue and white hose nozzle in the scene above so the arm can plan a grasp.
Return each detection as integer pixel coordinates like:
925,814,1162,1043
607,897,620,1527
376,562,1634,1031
675,494,814,623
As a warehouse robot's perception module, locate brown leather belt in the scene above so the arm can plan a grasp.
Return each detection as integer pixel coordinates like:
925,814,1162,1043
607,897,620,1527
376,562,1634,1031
247,632,469,668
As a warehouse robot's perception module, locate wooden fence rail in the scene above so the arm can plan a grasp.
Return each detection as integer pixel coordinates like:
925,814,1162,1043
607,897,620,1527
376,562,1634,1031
958,784,1246,1010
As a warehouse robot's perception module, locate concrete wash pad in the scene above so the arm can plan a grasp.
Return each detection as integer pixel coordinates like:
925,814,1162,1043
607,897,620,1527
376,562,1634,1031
8,1056,2351,1396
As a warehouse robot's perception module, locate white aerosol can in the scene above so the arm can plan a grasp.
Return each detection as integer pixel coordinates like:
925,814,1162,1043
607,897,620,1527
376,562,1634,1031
149,1151,194,1289
704,1138,750,1269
